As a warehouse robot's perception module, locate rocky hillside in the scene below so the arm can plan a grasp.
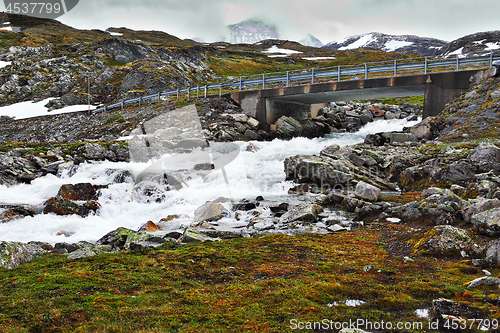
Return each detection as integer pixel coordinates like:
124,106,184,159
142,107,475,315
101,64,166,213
435,30,500,58
323,32,448,56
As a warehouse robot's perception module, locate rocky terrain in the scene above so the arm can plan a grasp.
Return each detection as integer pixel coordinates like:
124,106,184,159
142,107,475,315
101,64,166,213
436,30,500,58
323,32,448,56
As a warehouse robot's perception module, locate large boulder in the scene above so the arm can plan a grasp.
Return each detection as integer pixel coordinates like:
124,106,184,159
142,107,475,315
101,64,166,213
485,240,500,264
194,202,226,223
413,225,481,258
43,197,99,217
468,142,500,172
354,181,381,202
57,183,98,201
95,227,165,251
470,208,500,236
462,199,500,223
0,241,52,269
279,204,323,224
284,155,352,189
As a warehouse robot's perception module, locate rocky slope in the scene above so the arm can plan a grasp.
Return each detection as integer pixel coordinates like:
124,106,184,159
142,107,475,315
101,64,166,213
435,30,500,58
323,32,448,56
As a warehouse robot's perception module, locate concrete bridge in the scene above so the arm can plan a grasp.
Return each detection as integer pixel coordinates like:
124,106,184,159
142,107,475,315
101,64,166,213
230,68,497,129
94,54,499,129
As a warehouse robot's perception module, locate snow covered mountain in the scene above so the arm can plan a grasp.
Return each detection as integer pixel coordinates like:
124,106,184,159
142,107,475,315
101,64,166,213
228,19,279,44
435,31,500,58
299,34,323,47
322,32,448,56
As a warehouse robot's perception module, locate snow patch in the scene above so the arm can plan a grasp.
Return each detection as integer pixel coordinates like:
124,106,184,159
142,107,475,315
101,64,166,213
485,42,500,51
448,47,464,56
262,46,302,55
303,57,336,61
0,26,14,32
383,40,413,52
0,99,93,120
0,61,11,68
108,32,123,36
339,34,374,50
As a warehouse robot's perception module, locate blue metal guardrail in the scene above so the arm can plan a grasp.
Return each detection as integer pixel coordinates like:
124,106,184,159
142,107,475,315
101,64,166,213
93,53,500,113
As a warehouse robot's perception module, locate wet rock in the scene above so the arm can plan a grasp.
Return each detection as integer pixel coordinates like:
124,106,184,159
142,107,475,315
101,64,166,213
250,219,275,231
43,197,97,217
470,208,500,236
389,132,418,144
41,161,65,175
364,133,386,146
467,276,500,288
284,155,351,189
182,227,218,243
0,205,35,222
57,183,97,201
95,227,165,251
354,181,381,202
81,143,115,161
0,241,52,269
133,181,167,203
138,221,164,232
279,204,323,224
194,202,226,223
232,201,257,211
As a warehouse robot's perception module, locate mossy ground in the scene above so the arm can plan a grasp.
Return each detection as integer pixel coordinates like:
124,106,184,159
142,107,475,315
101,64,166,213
0,225,498,332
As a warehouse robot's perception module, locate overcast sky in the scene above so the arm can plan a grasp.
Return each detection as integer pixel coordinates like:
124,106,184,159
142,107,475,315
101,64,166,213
4,0,500,43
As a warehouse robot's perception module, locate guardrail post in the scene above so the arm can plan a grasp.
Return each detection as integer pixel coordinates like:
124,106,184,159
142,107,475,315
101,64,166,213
424,57,428,74
262,74,266,89
187,88,190,99
338,66,341,81
456,55,459,71
364,63,368,79
286,71,289,87
197,86,200,98
490,51,493,68
158,92,161,102
121,101,123,111
311,68,315,84
204,85,207,98
139,96,142,107
219,84,222,97
239,76,242,91
176,89,179,100
394,60,397,77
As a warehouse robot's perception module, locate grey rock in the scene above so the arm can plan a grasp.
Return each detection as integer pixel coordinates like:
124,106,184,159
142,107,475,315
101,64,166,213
485,240,500,264
194,202,226,223
467,276,500,288
470,207,500,236
279,204,322,224
462,199,500,223
0,241,51,269
389,132,418,144
469,142,500,172
354,181,381,202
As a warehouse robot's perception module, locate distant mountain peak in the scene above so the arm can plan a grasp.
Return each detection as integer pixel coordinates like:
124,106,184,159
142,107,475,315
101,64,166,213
299,34,323,48
227,19,279,44
436,30,500,58
323,32,448,56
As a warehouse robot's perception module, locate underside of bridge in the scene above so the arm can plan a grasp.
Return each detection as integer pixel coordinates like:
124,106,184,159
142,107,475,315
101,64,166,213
230,69,495,130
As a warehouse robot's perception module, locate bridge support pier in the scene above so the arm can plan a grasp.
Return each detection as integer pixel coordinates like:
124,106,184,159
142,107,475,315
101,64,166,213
423,69,496,118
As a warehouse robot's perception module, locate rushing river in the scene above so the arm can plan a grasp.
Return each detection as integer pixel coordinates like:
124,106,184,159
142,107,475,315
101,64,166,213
0,117,420,244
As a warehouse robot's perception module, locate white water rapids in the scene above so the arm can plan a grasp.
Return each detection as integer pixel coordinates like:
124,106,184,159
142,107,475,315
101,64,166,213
0,117,419,244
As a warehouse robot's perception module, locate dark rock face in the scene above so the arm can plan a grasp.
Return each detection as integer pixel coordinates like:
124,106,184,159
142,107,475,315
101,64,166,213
323,32,448,56
94,38,155,64
57,183,97,201
43,197,99,217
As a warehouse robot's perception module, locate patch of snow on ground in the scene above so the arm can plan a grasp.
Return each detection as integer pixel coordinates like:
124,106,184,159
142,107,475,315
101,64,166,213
262,46,302,55
383,40,413,52
0,99,94,120
108,32,123,36
473,39,487,44
447,47,464,57
303,57,336,61
0,26,13,32
339,34,374,50
0,61,11,68
485,42,500,51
